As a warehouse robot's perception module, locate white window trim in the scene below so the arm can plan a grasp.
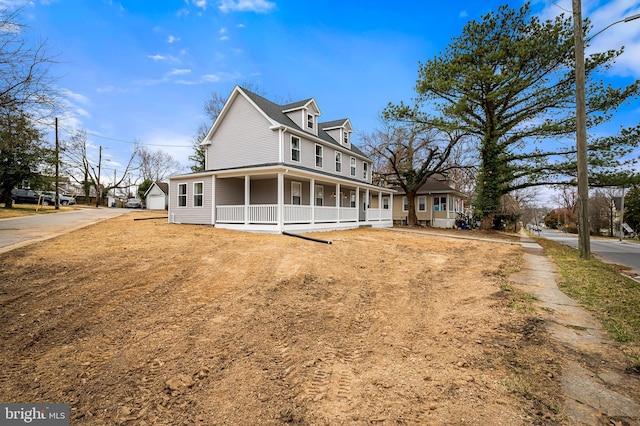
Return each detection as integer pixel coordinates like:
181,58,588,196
315,144,323,168
343,130,349,145
193,181,204,208
291,136,300,163
177,183,187,208
418,195,426,212
350,190,356,208
363,162,368,180
291,181,302,205
402,196,408,212
307,113,314,129
335,151,342,173
383,197,389,210
315,184,324,206
350,156,356,176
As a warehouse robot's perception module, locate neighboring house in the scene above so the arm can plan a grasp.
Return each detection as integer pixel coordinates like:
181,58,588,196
392,177,467,228
144,181,169,210
168,86,394,233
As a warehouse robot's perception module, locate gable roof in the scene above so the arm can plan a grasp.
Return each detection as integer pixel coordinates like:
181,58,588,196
237,87,366,157
143,181,169,198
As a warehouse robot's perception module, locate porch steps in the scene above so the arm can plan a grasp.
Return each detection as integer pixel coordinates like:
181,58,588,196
358,224,373,229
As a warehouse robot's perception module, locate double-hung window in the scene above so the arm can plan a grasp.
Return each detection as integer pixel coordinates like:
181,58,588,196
291,136,300,162
363,163,368,180
335,151,342,172
350,191,356,208
350,157,356,176
307,114,314,129
315,144,323,168
193,182,204,207
434,196,447,211
402,196,408,212
291,181,302,205
343,131,349,145
315,185,324,206
418,196,426,212
383,197,389,210
178,183,187,207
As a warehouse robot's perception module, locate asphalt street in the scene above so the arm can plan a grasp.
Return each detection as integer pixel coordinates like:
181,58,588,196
0,207,132,253
537,228,640,280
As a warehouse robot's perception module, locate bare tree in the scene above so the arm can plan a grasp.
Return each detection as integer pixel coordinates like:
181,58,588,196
137,145,181,183
362,121,471,226
0,7,59,119
61,129,138,206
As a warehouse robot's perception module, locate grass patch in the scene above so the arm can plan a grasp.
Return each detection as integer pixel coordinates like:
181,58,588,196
535,237,640,362
0,204,77,219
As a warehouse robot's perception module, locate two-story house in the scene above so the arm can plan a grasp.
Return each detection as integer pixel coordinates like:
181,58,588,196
168,86,394,233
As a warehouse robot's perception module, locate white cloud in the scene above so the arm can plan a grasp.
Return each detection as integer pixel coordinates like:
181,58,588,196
219,35,229,41
193,0,207,9
167,35,181,43
218,0,276,14
167,68,191,76
147,54,180,63
175,71,240,85
60,88,91,105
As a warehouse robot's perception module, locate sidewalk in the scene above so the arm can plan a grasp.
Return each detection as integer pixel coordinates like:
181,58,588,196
512,232,640,425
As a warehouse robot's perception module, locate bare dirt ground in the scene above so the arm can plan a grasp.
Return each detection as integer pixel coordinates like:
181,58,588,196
1,214,567,424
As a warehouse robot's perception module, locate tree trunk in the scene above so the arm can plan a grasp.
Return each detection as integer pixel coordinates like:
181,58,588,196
480,212,495,230
407,192,418,226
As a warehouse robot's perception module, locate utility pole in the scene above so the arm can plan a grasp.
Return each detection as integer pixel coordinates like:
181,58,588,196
95,145,102,208
55,117,60,210
572,0,591,259
619,186,625,241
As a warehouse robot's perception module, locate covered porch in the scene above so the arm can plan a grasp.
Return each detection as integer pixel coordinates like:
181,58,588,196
212,170,393,233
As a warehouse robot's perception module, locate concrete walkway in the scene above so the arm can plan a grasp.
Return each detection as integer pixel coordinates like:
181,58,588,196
511,232,640,425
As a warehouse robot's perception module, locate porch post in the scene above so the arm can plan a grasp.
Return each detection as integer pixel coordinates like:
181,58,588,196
277,172,284,231
244,175,250,225
336,183,341,223
355,186,360,223
365,188,370,221
378,190,382,221
211,175,216,225
310,178,315,225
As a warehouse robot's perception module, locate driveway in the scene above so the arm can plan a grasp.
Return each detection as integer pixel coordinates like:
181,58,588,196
0,207,133,253
537,228,640,279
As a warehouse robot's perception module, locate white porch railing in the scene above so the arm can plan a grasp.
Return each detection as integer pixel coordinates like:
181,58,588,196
216,205,391,225
216,205,244,223
249,204,278,223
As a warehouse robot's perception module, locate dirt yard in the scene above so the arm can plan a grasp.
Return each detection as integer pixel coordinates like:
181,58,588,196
0,214,564,425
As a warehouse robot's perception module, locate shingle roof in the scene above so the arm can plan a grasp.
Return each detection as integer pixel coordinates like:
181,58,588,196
240,87,366,157
155,181,169,194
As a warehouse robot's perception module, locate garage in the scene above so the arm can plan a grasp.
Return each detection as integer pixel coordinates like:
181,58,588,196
144,182,168,210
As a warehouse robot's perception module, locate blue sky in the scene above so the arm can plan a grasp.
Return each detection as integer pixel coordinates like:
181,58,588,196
13,0,640,200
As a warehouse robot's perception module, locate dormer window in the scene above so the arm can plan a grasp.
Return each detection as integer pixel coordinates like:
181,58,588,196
343,131,349,145
307,114,314,129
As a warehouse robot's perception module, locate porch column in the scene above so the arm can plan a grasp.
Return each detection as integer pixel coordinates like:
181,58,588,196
211,175,216,225
277,172,284,231
355,186,359,223
378,190,382,221
310,178,315,225
365,188,370,222
244,175,250,225
336,183,341,223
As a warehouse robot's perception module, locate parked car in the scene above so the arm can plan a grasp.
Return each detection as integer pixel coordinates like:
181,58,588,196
43,191,76,206
126,198,141,208
11,189,55,205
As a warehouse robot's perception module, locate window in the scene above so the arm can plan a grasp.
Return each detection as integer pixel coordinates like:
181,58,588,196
307,113,314,129
291,136,300,162
434,196,447,211
418,196,426,212
315,185,324,206
383,197,389,210
363,162,368,180
335,151,342,172
343,131,349,145
315,144,323,168
193,182,204,207
350,157,356,176
178,184,187,207
291,181,302,205
350,191,356,208
402,196,408,212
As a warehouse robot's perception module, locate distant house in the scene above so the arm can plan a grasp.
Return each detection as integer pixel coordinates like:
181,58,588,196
168,86,394,233
392,177,467,228
144,182,169,210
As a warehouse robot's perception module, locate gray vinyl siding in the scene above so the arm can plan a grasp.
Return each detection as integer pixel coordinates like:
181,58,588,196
216,177,244,205
169,176,213,224
250,179,277,204
207,94,279,170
